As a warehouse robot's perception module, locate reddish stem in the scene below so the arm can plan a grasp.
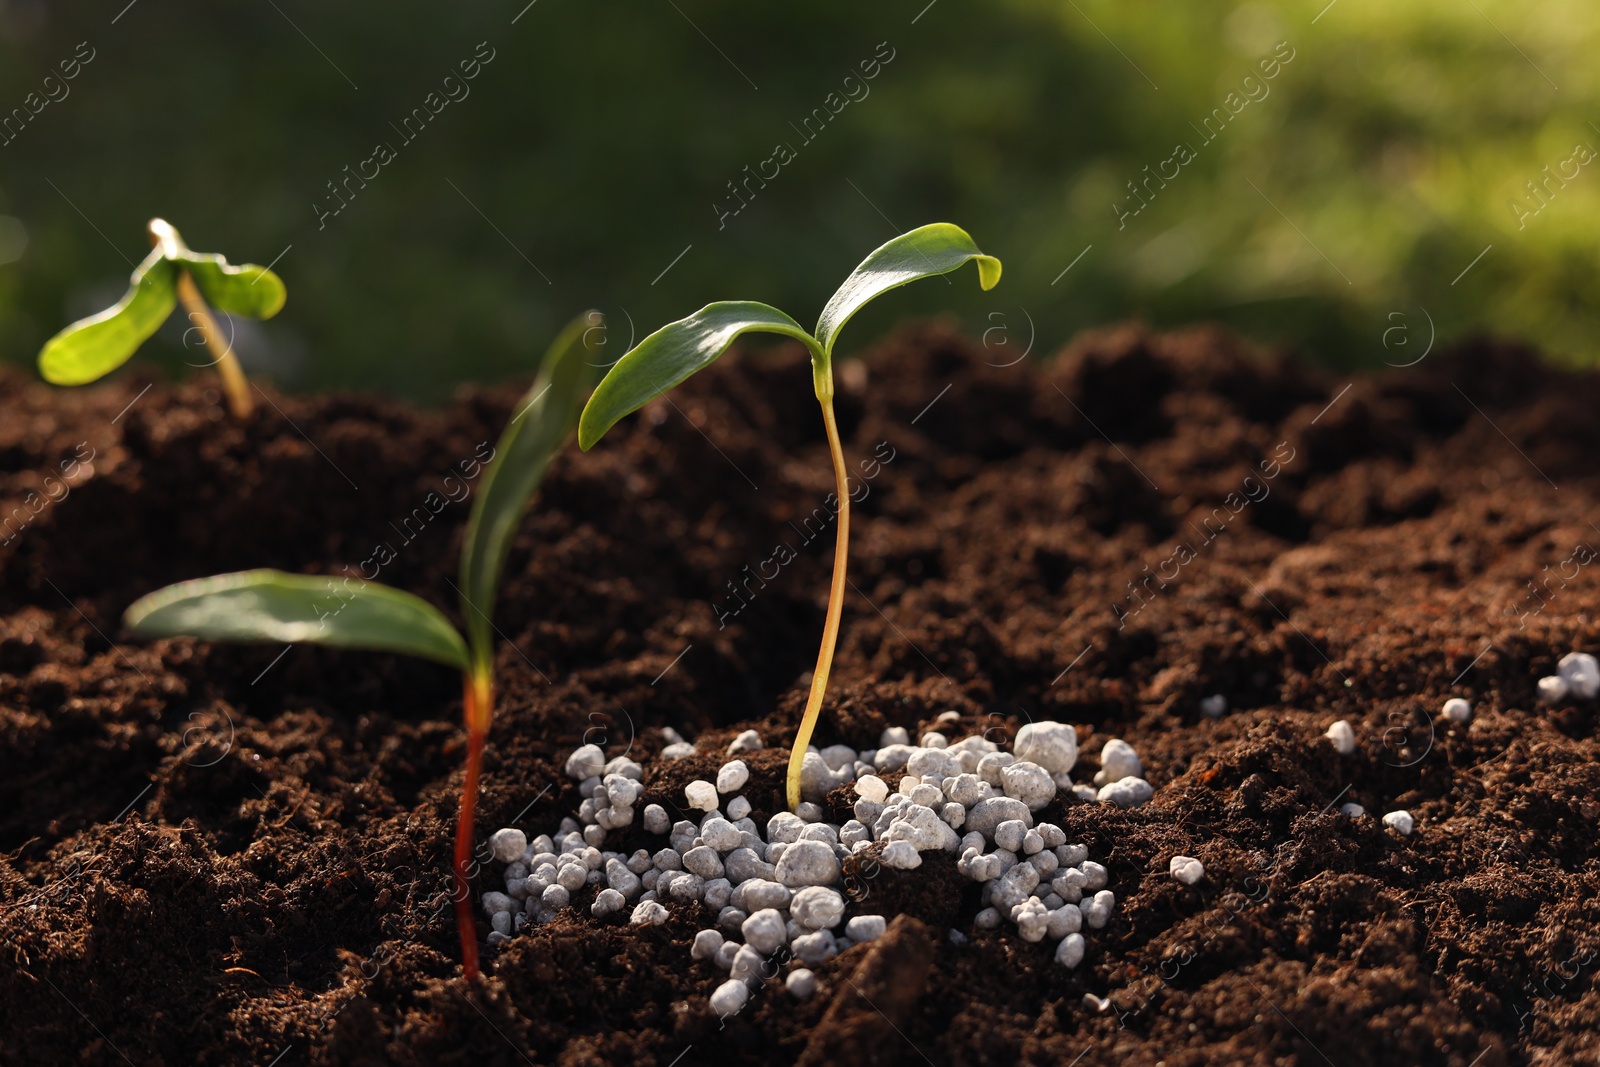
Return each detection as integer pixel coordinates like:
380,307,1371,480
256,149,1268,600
454,672,491,981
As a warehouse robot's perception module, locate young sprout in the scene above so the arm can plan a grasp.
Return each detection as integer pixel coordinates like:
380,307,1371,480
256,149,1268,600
38,218,287,419
122,311,602,980
577,223,1000,810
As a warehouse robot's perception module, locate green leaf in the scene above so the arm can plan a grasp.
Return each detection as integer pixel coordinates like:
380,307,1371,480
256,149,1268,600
37,249,179,386
578,301,821,450
814,222,1001,360
177,251,287,319
459,311,603,671
125,569,469,671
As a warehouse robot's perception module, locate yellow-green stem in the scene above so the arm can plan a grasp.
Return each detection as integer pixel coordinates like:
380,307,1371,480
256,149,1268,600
147,220,253,420
786,394,851,809
176,275,254,420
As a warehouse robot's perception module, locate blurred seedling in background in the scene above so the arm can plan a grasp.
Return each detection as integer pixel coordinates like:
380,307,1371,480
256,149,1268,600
38,218,286,418
577,222,1000,810
122,311,602,980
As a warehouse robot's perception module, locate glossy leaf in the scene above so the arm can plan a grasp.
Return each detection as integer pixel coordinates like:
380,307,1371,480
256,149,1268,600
814,222,1001,359
459,311,602,671
37,249,179,386
578,301,822,450
178,252,287,319
125,569,469,670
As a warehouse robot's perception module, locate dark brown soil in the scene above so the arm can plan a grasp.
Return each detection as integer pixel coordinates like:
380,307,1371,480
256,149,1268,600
4,321,1600,1066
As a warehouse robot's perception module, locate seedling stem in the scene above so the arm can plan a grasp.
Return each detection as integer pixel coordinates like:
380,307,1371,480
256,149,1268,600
787,388,851,809
149,219,254,419
454,669,493,978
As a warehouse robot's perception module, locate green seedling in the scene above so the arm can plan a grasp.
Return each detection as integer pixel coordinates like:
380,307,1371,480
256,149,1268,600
122,311,602,980
38,218,287,419
578,223,1000,810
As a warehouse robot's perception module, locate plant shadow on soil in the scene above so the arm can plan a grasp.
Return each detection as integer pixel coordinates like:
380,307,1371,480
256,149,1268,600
4,321,1600,1065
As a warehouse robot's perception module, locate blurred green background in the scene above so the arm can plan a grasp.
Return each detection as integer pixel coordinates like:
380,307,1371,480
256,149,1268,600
0,0,1595,400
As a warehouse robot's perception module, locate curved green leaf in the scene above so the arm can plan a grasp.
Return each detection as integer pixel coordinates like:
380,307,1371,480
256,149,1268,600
459,311,602,672
178,252,287,319
578,300,822,450
125,569,468,670
37,249,179,386
814,222,1001,360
